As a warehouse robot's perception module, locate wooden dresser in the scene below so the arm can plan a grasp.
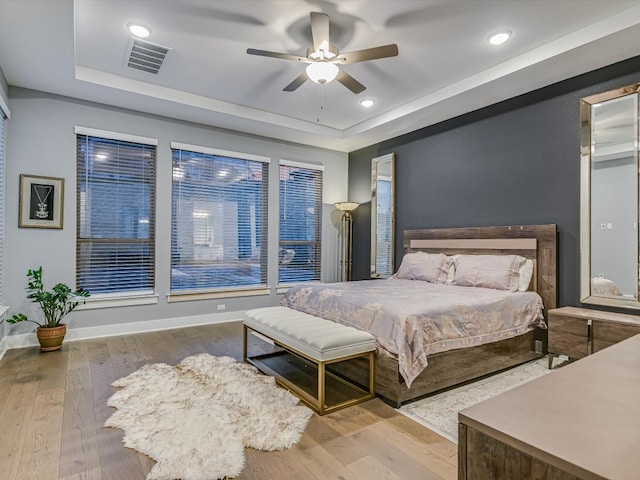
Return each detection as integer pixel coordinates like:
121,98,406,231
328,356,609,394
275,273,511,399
547,306,640,367
458,333,640,480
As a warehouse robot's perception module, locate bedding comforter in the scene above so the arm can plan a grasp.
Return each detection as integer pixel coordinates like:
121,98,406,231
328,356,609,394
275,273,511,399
280,279,544,387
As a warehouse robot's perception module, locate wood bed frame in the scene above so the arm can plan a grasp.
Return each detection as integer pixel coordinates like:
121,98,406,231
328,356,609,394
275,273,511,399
330,224,557,408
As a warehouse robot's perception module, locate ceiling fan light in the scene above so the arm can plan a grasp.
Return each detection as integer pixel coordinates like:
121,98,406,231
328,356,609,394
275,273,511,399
306,62,339,84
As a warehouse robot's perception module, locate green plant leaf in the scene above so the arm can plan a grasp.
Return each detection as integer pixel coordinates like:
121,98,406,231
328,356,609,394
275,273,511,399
7,266,90,329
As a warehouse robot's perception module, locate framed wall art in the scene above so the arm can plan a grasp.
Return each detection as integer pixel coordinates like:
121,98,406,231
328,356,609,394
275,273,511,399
19,174,64,229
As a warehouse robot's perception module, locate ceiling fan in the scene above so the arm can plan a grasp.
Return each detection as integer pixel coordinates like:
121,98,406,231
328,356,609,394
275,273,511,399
247,12,398,94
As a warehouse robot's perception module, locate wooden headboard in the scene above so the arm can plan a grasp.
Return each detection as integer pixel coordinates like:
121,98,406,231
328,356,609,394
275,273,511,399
403,224,557,318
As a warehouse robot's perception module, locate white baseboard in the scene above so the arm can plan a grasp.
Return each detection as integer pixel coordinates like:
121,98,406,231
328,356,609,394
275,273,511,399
0,336,8,361
0,310,245,360
2,333,39,351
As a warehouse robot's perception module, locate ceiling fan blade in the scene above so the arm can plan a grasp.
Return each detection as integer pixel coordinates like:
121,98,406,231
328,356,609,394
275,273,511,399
337,44,399,64
336,69,366,94
246,48,309,63
283,71,309,92
310,12,330,53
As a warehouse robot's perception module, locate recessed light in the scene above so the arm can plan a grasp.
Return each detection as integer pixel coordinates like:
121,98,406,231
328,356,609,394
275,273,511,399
128,22,151,38
360,99,375,108
488,30,511,45
95,153,107,160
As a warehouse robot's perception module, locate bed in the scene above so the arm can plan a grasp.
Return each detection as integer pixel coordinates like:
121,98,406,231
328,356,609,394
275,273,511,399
280,224,557,407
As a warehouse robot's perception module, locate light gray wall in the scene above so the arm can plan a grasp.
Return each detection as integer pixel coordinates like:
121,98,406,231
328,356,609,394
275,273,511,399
0,65,7,110
0,65,8,344
4,87,348,335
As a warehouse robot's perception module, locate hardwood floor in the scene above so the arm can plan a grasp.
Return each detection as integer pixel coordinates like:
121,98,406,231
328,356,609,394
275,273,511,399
0,321,457,480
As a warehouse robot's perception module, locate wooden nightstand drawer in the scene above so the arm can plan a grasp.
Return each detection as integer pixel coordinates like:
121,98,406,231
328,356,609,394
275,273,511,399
592,321,640,353
547,315,589,337
547,312,589,359
548,331,588,359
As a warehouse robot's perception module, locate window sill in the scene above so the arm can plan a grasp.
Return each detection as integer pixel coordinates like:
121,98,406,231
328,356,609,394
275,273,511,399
276,281,321,294
167,286,270,303
76,294,159,310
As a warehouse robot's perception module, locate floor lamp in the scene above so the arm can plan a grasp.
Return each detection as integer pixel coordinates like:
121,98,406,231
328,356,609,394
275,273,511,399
335,202,360,282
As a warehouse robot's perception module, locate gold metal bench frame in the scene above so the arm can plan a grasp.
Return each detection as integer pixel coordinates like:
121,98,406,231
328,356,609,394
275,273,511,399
243,323,376,415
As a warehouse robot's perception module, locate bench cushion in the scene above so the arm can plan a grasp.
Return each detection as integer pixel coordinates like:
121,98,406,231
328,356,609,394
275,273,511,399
244,306,376,362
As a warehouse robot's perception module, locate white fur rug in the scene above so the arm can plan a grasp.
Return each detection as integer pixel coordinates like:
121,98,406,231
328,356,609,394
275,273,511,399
105,354,313,480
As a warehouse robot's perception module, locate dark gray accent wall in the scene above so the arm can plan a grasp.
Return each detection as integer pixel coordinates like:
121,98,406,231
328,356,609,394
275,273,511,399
348,56,640,309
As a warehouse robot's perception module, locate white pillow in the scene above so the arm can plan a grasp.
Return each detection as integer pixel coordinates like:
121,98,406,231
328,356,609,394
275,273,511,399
518,259,534,291
445,254,459,284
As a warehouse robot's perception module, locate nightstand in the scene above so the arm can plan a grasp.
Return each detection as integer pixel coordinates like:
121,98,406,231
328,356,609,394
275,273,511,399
547,306,640,368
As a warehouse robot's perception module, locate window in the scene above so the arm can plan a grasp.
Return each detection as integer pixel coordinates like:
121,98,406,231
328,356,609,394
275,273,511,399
279,160,323,284
375,177,393,275
76,128,157,295
171,143,269,292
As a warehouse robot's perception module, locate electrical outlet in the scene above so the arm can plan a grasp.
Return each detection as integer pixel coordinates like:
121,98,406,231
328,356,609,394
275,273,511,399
217,304,226,311
534,340,543,354
607,223,613,229
601,223,606,230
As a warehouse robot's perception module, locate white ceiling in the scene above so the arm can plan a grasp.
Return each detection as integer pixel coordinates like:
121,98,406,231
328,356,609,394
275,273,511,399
1,0,640,152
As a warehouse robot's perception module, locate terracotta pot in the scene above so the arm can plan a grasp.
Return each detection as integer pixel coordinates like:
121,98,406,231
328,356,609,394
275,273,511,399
36,324,66,352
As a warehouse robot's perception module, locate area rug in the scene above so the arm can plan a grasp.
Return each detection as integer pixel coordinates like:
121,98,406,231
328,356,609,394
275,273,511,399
105,353,313,480
398,358,553,444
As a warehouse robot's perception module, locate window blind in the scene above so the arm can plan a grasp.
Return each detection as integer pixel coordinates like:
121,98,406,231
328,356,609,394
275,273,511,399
375,178,393,276
279,162,323,284
76,133,156,295
171,146,269,292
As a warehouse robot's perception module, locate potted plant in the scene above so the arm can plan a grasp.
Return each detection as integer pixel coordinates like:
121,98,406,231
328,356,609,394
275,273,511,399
6,266,90,351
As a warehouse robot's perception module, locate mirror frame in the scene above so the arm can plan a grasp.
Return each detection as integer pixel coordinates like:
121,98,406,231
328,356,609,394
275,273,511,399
580,82,640,309
371,152,395,278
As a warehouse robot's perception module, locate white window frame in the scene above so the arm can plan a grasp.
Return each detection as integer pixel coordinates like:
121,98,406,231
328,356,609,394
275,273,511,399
278,159,324,287
75,126,158,308
168,142,270,301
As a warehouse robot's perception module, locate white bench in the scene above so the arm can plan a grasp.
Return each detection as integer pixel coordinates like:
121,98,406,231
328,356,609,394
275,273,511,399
243,306,376,415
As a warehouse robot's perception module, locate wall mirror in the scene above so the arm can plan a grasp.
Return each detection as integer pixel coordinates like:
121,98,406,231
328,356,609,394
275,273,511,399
371,152,395,278
580,82,640,309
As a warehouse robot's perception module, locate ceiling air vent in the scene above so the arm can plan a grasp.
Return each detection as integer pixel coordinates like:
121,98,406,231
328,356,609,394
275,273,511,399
127,38,170,74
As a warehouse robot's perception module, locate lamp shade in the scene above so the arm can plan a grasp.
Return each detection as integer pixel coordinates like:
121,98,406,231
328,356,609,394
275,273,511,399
334,202,360,212
306,62,339,84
